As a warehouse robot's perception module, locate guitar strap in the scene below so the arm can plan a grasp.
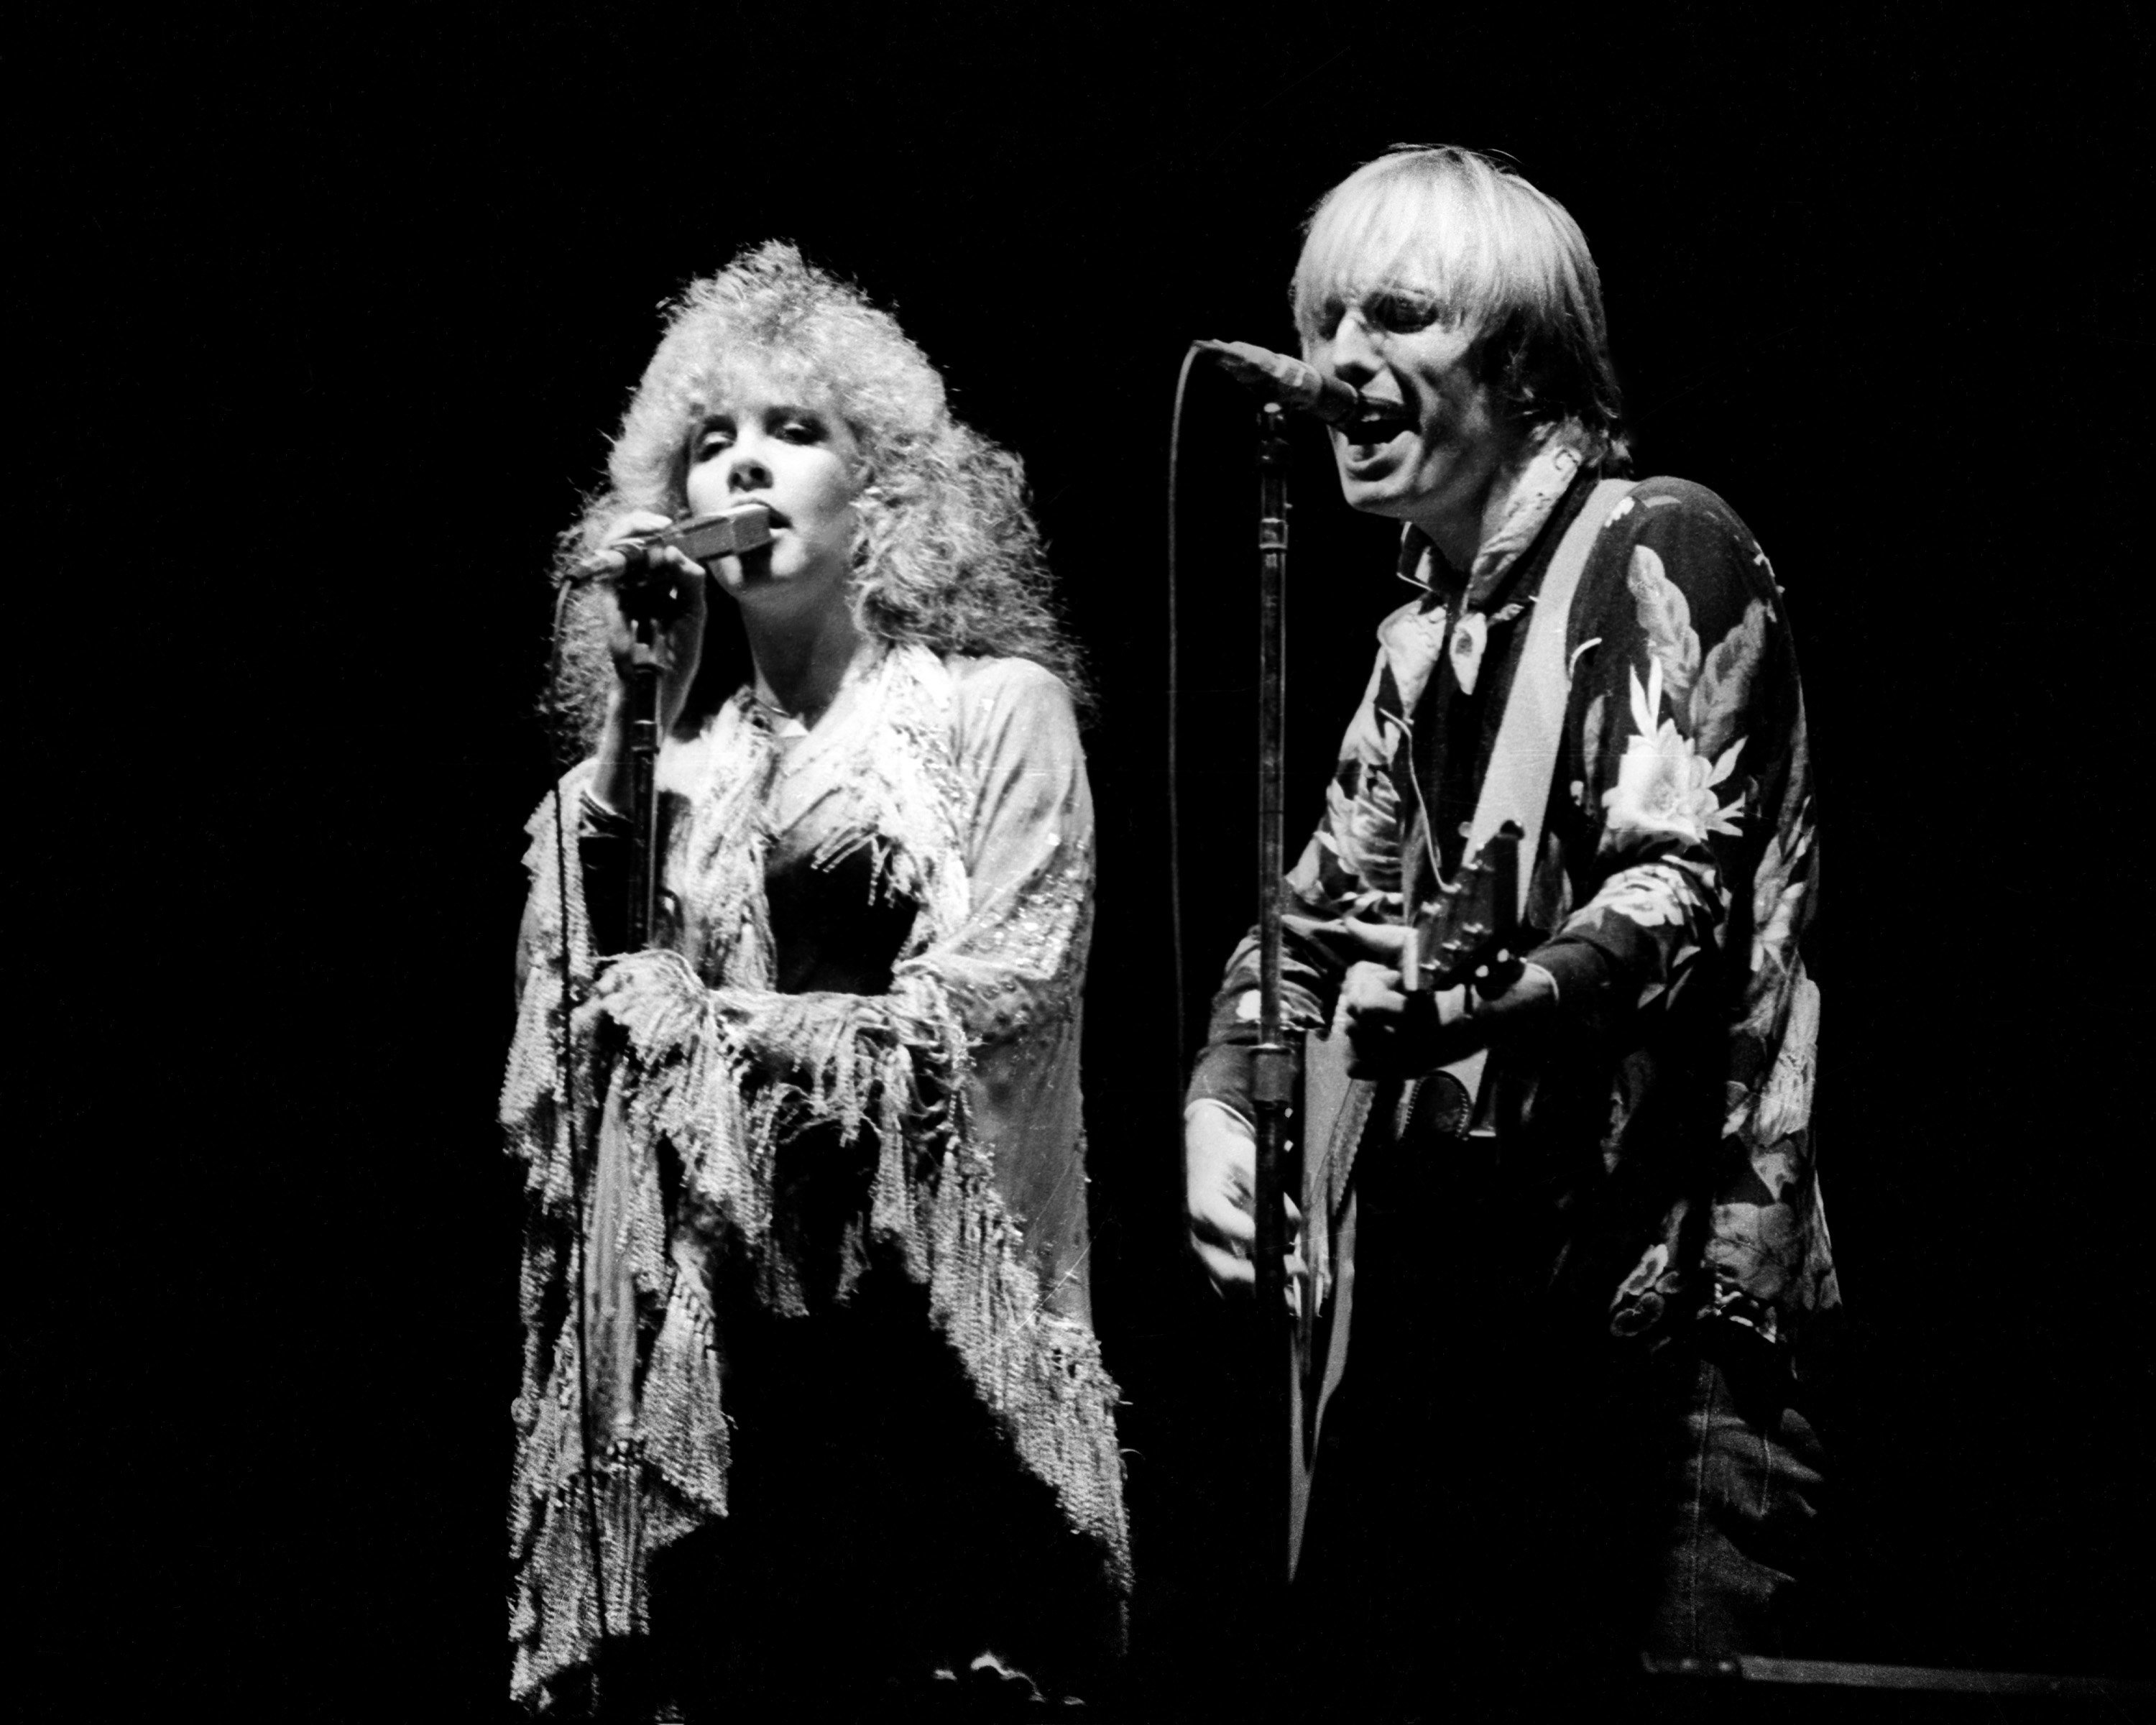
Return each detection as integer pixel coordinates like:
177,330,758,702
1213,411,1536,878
1425,475,1639,1114
1469,477,1638,911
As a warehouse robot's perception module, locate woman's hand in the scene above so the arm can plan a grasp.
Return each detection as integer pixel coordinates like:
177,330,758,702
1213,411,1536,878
589,510,708,814
596,510,709,722
571,948,711,1059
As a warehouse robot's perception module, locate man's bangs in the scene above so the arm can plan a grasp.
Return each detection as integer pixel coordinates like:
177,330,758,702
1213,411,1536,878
1295,171,1504,345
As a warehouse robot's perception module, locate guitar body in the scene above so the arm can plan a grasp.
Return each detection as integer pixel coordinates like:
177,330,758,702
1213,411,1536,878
1287,1023,1365,1578
1285,823,1523,1576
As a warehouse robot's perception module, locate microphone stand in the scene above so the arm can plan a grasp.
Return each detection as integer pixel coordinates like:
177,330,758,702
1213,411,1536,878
577,605,663,1716
617,512,765,944
625,614,664,947
1248,402,1296,1588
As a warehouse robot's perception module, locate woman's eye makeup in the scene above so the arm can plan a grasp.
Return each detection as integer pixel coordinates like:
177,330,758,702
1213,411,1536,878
693,411,824,457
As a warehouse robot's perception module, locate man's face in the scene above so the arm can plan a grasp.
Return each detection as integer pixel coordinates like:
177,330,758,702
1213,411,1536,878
1305,287,1519,545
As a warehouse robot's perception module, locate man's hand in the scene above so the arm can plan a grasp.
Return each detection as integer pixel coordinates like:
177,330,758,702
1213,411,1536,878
1334,919,1560,1078
1184,1100,1304,1304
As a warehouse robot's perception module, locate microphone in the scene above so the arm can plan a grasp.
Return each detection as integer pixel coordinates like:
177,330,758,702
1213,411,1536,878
570,502,775,583
1194,339,1372,425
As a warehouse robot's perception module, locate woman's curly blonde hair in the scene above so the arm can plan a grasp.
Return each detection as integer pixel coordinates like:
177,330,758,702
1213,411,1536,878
550,241,1086,742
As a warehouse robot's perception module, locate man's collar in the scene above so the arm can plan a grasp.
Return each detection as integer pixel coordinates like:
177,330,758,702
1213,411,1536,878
1396,419,1600,610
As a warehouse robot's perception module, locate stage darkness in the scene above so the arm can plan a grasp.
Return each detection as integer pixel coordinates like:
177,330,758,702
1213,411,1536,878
20,6,2152,1718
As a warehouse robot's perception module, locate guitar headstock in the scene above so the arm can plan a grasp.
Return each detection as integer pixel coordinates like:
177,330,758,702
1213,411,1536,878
1401,821,1525,996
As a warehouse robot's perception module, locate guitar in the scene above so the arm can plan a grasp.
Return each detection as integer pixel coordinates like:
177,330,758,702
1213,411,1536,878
1398,819,1526,1000
1285,819,1528,1572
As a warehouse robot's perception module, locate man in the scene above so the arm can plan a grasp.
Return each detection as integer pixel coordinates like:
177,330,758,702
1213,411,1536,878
1184,146,1833,1712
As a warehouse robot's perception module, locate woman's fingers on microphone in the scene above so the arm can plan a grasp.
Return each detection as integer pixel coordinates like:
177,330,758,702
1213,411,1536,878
607,509,672,542
660,546,709,584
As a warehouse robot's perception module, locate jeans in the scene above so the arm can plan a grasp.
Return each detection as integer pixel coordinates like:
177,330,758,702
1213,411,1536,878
1644,1343,1828,1660
1283,1149,1830,1719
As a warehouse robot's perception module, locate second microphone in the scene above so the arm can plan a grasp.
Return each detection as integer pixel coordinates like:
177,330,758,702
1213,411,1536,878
575,502,776,583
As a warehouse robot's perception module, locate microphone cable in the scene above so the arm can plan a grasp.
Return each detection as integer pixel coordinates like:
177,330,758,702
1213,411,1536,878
1167,342,1202,1072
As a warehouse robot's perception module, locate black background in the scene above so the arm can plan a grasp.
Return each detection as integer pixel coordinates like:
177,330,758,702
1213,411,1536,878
19,3,2154,1718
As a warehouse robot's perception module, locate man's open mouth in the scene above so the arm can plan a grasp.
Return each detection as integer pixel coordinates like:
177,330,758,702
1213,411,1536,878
1342,406,1413,446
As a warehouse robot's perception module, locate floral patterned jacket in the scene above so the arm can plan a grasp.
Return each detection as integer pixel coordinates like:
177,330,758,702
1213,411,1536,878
1189,438,1835,1356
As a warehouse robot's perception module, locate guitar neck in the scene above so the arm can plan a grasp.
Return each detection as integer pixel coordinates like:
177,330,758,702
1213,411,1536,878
1404,821,1524,995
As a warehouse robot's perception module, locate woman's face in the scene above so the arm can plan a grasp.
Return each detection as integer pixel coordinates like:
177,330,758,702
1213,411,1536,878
683,362,864,617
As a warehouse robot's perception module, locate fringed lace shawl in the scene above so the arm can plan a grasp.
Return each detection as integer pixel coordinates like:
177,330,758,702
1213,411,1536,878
499,645,1128,1707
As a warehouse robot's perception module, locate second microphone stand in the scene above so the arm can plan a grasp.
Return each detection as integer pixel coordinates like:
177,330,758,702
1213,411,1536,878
1248,402,1298,1586
624,610,668,947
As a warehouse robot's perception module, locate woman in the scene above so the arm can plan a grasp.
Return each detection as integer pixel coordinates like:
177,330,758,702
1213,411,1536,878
503,242,1128,1718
